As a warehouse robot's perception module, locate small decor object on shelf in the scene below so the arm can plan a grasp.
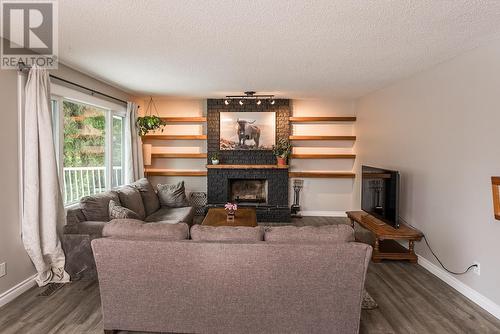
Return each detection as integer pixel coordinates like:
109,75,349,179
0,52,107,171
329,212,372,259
136,97,166,136
210,152,220,165
272,138,292,166
224,202,238,222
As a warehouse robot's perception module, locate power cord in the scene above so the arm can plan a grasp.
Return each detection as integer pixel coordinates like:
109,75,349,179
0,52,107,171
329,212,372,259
399,216,478,275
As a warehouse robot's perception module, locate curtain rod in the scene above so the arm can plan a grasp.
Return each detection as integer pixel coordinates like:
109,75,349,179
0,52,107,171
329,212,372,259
18,64,128,106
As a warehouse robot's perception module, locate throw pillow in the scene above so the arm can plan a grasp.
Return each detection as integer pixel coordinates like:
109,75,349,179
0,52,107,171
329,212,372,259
80,191,120,222
157,181,190,208
131,178,161,216
264,225,355,243
102,219,189,240
190,225,264,242
109,200,141,220
116,185,146,220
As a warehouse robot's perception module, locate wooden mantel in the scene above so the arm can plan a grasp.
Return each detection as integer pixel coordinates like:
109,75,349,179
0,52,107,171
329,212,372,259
206,164,289,169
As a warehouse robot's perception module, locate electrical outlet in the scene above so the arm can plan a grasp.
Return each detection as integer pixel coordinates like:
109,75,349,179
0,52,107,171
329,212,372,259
0,262,5,278
472,261,480,276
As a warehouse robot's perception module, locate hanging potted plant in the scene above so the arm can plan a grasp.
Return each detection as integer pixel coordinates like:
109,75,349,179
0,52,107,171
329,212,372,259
136,115,166,136
136,97,166,136
137,97,166,166
272,138,292,166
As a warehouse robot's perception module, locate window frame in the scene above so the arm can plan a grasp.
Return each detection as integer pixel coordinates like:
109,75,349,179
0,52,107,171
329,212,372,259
51,84,127,206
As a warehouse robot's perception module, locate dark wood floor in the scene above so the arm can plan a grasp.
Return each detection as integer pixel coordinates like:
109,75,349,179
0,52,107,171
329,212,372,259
1,216,499,333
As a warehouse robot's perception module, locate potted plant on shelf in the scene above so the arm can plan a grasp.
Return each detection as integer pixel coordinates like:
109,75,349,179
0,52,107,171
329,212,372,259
272,138,292,166
210,152,220,165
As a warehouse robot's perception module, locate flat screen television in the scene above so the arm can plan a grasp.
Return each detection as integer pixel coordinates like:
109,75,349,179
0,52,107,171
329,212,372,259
361,165,400,228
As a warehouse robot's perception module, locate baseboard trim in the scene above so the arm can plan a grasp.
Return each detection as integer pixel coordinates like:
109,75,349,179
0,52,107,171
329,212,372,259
0,274,37,308
417,254,500,320
299,211,347,217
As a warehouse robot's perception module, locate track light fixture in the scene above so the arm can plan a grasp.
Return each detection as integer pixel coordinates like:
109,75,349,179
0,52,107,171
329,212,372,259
224,91,276,106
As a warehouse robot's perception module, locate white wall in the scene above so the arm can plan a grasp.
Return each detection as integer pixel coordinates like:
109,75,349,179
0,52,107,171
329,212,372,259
0,61,129,298
0,69,35,297
290,99,356,215
355,39,500,307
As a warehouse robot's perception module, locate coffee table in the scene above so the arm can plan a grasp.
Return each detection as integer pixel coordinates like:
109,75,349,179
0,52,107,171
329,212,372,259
202,208,257,227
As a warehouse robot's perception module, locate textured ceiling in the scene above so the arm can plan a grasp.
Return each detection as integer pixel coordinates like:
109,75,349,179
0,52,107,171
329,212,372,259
54,0,500,98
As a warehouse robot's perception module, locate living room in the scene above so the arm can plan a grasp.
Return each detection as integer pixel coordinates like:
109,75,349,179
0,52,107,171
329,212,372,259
1,1,500,333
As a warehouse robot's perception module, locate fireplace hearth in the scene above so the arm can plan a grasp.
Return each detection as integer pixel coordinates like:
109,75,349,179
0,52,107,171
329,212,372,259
230,179,268,204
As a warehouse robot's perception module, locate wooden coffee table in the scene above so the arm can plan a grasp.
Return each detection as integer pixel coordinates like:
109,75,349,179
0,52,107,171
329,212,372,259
202,208,257,227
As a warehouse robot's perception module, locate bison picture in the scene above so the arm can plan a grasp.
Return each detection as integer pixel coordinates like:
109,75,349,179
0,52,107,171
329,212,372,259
237,119,261,148
219,112,275,150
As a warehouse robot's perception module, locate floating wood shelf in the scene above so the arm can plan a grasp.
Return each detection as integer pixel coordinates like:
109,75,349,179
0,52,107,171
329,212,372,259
289,117,356,122
142,135,207,140
289,171,355,178
291,154,356,159
152,153,207,159
207,164,289,169
144,169,207,176
160,117,207,122
289,135,356,141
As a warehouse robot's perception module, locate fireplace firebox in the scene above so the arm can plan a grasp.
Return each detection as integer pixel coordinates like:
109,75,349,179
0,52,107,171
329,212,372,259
230,179,268,204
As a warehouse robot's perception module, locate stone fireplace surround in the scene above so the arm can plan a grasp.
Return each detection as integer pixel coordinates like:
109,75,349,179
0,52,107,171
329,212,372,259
206,99,291,222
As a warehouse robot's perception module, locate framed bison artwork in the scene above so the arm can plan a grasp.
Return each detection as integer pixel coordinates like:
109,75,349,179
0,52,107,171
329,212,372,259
219,112,276,150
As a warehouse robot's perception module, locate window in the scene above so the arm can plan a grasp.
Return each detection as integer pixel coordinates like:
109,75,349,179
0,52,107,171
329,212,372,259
51,91,126,206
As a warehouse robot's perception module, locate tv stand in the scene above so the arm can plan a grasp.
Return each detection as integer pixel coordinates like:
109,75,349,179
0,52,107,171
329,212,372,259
346,211,423,263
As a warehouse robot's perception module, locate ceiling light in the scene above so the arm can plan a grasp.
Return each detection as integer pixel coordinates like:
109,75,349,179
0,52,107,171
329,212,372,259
225,92,276,105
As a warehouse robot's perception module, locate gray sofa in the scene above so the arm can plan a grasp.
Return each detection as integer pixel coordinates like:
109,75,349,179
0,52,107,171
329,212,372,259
92,224,371,334
62,178,195,278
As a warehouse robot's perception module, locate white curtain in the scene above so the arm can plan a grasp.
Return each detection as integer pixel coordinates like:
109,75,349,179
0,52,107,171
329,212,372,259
124,101,144,183
22,66,69,286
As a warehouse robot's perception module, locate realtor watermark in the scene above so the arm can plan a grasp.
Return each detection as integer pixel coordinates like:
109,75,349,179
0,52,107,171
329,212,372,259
1,0,58,69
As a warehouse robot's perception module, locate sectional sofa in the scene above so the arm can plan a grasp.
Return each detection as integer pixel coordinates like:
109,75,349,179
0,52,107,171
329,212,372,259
92,222,372,334
62,178,195,278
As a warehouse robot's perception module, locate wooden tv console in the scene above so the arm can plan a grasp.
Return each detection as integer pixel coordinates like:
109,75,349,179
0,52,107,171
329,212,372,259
346,211,423,263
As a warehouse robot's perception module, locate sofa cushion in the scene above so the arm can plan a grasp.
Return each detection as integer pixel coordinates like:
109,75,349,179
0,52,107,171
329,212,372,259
64,220,107,236
145,206,194,224
80,191,120,222
131,178,160,216
264,225,355,243
116,185,146,219
157,181,189,208
191,225,264,242
109,200,141,220
66,206,86,225
102,219,189,240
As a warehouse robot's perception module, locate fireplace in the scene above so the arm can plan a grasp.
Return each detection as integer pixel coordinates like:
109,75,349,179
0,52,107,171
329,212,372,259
206,99,291,222
230,179,268,204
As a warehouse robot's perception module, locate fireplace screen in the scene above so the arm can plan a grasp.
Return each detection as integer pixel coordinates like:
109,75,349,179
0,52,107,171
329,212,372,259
229,179,268,204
